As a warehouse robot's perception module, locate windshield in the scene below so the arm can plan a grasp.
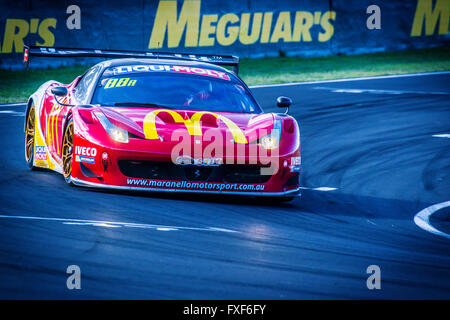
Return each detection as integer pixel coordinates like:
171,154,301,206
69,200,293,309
91,65,261,113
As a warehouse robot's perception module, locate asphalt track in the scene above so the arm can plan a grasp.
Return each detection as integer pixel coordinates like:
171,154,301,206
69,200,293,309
0,72,449,299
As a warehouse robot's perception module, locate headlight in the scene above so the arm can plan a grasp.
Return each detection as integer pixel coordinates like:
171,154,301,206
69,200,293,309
95,112,129,143
260,135,278,149
259,120,282,149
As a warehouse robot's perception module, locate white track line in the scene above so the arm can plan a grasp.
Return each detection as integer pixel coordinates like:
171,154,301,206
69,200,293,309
0,214,239,233
0,102,26,107
432,134,450,138
413,201,450,240
313,86,449,95
249,71,450,88
0,110,25,116
300,186,338,191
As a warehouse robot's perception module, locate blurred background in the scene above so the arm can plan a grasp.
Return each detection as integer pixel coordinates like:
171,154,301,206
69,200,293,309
0,0,449,102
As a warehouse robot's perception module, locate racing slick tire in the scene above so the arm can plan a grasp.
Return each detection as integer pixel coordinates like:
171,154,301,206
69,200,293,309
62,118,74,185
24,103,36,170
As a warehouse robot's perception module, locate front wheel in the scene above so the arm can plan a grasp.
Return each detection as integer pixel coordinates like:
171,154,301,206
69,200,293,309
25,103,35,169
62,118,74,184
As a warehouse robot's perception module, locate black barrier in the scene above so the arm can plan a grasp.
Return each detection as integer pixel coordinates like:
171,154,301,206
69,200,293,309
0,0,448,68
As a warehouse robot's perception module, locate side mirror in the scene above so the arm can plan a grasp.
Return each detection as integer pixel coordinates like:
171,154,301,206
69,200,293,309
51,86,68,97
277,96,292,114
51,86,73,106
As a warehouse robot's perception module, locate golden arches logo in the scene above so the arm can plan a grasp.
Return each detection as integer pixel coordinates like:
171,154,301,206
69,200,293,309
143,109,248,144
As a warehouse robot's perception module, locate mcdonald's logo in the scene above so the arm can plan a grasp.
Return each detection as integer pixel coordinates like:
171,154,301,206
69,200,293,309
143,109,248,144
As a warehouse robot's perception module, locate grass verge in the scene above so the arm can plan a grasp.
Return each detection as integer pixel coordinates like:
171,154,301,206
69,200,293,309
0,46,449,103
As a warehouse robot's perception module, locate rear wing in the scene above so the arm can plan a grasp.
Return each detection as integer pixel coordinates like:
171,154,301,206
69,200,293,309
23,45,240,74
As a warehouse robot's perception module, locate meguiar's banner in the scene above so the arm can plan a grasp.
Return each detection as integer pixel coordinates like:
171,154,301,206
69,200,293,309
0,0,448,68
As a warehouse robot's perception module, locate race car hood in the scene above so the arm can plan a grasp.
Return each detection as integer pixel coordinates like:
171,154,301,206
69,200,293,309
97,106,277,143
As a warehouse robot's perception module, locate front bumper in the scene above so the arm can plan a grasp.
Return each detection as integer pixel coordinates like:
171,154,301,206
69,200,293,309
71,177,301,197
71,124,301,195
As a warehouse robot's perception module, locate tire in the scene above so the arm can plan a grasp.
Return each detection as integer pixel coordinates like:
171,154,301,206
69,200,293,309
62,118,74,185
24,103,36,170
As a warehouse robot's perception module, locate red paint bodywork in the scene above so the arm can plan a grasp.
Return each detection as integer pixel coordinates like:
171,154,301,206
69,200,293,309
36,71,301,196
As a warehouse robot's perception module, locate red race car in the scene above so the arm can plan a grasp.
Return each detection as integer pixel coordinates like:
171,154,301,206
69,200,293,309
24,46,301,200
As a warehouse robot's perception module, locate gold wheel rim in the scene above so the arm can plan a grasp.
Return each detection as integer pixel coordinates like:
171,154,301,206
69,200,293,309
62,122,73,178
25,104,35,162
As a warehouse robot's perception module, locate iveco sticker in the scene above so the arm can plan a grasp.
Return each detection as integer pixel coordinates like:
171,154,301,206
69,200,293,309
75,146,97,157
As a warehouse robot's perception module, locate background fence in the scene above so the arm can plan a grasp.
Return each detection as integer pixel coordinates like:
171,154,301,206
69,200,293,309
0,0,448,68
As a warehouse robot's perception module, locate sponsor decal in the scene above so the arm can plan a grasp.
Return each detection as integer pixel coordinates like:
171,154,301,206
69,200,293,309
75,155,95,164
411,0,449,36
75,146,97,157
0,18,57,54
112,65,230,81
149,0,336,49
175,156,223,166
102,77,137,89
126,178,265,191
35,145,47,160
291,156,301,166
46,103,62,156
143,109,247,143
74,146,97,163
290,156,301,172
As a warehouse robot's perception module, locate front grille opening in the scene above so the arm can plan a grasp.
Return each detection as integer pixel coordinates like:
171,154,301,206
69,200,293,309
284,172,300,187
118,160,271,183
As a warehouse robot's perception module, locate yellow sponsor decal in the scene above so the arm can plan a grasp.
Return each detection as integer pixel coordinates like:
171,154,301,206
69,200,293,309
46,103,62,152
143,109,247,144
149,0,336,49
46,104,55,147
54,105,64,155
1,18,56,53
104,77,137,89
45,95,70,163
47,103,60,155
411,0,449,36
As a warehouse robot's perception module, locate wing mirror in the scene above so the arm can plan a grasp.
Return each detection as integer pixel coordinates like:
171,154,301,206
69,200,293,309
277,96,292,114
51,86,68,97
51,86,73,106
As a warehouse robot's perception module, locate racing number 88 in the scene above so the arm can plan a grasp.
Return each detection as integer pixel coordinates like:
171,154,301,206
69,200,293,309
104,78,137,89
